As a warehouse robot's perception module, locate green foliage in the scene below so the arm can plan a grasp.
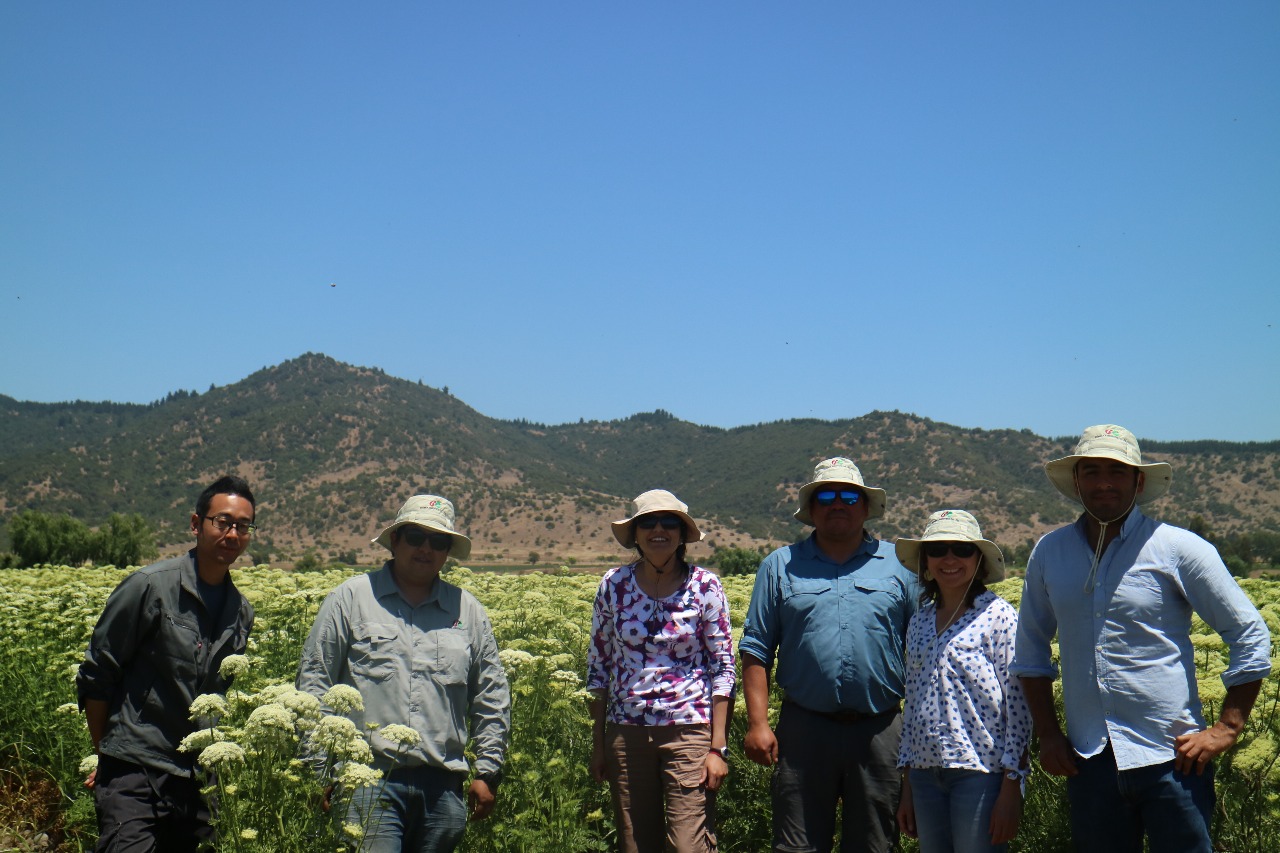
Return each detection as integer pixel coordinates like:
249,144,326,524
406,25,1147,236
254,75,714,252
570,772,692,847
709,546,763,577
7,510,157,569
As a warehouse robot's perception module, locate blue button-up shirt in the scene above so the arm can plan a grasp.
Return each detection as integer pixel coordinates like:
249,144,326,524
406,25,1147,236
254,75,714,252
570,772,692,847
1013,508,1271,770
740,534,920,715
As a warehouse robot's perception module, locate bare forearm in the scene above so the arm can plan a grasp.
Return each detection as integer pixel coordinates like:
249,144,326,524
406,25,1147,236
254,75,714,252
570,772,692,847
743,656,771,729
1019,677,1063,738
710,694,730,748
84,699,109,752
1217,680,1263,737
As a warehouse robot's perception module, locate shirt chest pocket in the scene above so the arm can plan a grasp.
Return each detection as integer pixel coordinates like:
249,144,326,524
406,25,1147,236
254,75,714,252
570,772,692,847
153,610,201,679
429,629,470,687
852,577,904,606
351,623,399,682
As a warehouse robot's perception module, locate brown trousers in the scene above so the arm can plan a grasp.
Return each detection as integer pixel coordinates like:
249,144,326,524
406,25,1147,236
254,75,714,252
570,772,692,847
605,722,717,853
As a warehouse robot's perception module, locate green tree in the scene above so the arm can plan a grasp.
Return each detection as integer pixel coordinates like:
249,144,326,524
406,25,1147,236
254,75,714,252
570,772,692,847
710,546,763,576
93,513,158,567
8,510,93,566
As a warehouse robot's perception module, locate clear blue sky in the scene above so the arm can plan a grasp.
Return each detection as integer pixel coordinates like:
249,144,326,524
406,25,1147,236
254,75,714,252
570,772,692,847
3,3,1277,442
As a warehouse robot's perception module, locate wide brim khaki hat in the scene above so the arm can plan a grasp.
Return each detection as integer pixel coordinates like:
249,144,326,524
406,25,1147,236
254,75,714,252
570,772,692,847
895,509,1005,582
1045,424,1172,506
794,456,887,525
372,494,472,560
611,489,704,549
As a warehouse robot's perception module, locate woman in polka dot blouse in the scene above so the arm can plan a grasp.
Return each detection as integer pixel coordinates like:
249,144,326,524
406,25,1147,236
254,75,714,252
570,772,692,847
894,510,1032,853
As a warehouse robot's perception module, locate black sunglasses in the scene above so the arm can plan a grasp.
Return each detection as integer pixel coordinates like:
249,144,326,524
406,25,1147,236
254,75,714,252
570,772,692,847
635,515,683,531
922,542,979,559
814,489,862,506
399,528,453,552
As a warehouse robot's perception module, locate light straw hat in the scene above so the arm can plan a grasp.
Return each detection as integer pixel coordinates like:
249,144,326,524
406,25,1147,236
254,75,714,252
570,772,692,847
372,494,472,559
611,489,703,549
1044,424,1172,506
895,509,1005,582
794,457,887,525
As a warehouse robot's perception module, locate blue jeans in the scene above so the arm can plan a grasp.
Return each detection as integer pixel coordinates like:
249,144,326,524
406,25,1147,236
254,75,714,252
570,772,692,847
1067,746,1214,853
347,765,468,853
908,767,1006,853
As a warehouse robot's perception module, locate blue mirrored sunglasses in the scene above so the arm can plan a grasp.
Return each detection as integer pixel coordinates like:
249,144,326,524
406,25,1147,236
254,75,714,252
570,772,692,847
814,490,862,506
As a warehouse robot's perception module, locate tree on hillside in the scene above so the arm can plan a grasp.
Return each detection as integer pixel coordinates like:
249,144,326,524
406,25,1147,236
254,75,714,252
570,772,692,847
710,546,764,576
7,510,157,568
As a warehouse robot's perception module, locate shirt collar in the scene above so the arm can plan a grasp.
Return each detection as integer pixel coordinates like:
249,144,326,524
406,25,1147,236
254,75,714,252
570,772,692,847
800,531,879,563
369,561,456,613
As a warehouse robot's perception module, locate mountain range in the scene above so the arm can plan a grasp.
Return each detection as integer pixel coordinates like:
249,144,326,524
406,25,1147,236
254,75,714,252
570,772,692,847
2,353,1277,568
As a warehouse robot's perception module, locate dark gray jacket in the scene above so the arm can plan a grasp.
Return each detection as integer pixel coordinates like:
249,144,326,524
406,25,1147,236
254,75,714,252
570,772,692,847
77,550,254,776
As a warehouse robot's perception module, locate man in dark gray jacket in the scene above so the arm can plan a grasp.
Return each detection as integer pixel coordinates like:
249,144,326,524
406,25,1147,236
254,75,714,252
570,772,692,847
77,476,257,851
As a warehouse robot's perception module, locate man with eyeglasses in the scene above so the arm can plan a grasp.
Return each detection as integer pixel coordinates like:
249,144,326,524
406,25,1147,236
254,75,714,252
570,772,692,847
77,475,257,851
297,494,510,853
740,457,920,853
1012,425,1270,853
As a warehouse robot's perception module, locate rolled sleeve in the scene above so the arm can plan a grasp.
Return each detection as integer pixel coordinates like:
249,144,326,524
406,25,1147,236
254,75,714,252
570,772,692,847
1011,552,1059,681
738,554,780,669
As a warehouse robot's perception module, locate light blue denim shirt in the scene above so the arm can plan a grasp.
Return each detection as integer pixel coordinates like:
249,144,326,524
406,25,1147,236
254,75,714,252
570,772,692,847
739,533,920,715
1012,508,1271,770
297,563,510,777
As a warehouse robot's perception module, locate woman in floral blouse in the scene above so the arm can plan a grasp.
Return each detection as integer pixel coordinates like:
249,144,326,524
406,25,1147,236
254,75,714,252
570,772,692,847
587,489,736,853
894,510,1032,853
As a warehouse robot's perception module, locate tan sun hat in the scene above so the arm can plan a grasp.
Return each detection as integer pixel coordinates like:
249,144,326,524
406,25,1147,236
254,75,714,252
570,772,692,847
895,509,1005,582
1045,424,1172,506
611,489,703,549
372,494,472,559
794,457,887,525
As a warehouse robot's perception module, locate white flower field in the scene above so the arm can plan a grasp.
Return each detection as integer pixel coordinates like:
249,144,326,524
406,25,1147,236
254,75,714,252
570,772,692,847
1,565,1277,851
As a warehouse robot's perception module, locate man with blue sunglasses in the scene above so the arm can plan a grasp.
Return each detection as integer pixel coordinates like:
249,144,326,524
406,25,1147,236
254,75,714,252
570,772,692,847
741,457,920,853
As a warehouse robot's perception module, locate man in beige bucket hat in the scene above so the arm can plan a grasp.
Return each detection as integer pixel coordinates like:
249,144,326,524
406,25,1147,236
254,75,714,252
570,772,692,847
297,494,510,852
740,457,920,853
1012,425,1270,853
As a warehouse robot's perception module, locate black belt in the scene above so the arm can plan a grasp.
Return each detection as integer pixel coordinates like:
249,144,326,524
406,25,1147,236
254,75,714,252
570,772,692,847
785,698,901,723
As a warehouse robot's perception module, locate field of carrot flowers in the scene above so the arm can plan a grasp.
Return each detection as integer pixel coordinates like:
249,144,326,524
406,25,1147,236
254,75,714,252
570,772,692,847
1,563,1278,852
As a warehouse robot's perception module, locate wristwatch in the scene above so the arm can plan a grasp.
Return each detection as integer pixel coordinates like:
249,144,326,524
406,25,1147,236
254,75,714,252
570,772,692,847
710,746,729,760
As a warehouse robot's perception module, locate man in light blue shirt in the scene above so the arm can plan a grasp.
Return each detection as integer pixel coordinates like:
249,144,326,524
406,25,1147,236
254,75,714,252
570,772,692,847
741,457,920,853
1013,425,1270,853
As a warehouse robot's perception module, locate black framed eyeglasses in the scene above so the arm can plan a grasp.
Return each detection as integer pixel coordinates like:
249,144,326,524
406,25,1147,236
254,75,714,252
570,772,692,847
203,515,256,536
814,490,862,507
635,515,683,531
922,542,978,559
400,527,453,552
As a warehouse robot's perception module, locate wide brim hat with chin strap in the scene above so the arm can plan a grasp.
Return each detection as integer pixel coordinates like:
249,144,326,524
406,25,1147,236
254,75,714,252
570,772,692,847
611,489,704,549
794,456,887,525
372,494,472,560
895,509,1005,582
1045,424,1172,506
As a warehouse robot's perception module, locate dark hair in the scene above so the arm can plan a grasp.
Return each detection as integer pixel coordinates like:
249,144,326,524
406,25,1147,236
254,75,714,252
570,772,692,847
918,553,989,608
631,521,690,571
196,475,256,518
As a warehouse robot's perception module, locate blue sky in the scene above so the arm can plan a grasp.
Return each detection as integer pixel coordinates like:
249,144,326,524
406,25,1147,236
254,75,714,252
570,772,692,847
3,3,1277,442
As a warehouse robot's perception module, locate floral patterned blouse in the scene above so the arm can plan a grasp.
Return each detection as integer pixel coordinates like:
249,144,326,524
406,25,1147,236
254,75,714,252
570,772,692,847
587,563,736,726
897,590,1032,777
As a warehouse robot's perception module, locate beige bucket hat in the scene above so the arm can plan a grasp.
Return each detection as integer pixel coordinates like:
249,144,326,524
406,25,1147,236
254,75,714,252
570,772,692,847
794,457,887,525
611,489,704,549
895,509,1005,582
372,494,472,559
1045,424,1172,506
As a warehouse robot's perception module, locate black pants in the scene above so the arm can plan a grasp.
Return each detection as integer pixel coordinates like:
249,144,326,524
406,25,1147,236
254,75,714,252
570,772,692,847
94,754,213,852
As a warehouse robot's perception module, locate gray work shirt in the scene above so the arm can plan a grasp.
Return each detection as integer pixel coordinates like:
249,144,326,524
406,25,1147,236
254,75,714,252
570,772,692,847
296,562,510,777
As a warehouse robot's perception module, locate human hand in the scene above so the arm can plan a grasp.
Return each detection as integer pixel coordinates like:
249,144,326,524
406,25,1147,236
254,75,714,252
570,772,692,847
1037,731,1078,777
83,767,97,792
1175,724,1238,776
988,781,1023,844
743,723,778,767
467,779,496,821
702,751,728,792
896,777,916,839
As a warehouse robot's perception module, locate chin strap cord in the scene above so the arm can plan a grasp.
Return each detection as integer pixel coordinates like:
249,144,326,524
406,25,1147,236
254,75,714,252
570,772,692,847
1077,473,1139,595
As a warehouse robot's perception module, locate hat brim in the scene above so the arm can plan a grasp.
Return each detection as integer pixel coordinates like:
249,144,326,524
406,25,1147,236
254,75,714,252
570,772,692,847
1044,455,1172,506
895,537,1006,582
373,521,472,560
794,481,887,525
611,511,703,549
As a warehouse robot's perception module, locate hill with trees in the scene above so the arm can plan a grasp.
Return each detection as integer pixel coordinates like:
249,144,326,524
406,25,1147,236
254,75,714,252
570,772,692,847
2,353,1277,569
